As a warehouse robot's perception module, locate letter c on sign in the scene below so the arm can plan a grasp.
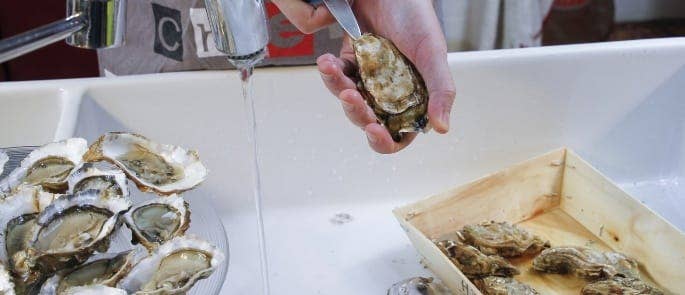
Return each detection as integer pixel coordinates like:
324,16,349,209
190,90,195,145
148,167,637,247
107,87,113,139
158,17,181,51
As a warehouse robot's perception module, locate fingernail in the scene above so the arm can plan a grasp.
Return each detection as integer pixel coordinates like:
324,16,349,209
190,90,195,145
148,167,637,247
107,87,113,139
366,132,378,144
441,109,451,130
341,100,354,112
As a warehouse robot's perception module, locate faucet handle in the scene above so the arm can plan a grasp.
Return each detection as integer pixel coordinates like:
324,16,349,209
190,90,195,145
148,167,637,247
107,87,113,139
66,0,126,49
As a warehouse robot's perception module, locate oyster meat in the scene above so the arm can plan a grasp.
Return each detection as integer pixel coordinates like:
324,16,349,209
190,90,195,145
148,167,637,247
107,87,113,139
23,190,131,275
0,263,15,295
123,195,190,251
581,276,664,295
387,277,454,295
353,33,429,142
67,163,128,199
62,285,127,295
532,246,639,280
1,139,87,193
436,240,519,279
472,277,539,295
83,133,207,195
460,221,550,257
39,251,135,295
0,151,8,178
118,235,225,294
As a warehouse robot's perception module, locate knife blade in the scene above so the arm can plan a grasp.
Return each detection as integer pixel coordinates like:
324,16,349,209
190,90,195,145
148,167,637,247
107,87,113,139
322,0,362,40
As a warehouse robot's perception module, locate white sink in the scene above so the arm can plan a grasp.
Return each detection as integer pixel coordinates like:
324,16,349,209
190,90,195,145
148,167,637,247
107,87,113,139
0,37,683,294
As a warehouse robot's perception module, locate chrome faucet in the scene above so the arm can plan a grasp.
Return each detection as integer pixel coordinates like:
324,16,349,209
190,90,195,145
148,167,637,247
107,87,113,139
0,0,125,64
0,0,270,67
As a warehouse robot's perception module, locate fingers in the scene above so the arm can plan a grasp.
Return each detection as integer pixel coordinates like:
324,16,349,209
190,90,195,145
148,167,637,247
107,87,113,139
365,123,416,154
316,54,357,96
339,89,377,128
271,0,335,34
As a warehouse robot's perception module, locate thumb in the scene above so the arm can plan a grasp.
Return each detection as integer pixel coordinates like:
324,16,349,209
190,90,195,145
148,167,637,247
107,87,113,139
413,36,455,134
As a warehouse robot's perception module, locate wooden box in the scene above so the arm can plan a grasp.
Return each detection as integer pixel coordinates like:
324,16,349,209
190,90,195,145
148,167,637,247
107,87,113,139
393,148,685,294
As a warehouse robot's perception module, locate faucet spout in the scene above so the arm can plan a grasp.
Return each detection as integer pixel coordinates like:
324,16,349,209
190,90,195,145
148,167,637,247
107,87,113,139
203,0,270,61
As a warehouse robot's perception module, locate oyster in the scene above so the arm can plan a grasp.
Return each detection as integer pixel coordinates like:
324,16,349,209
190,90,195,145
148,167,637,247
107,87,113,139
22,190,131,275
0,151,8,178
0,263,15,295
0,138,87,193
581,276,664,295
67,163,128,200
387,277,451,295
118,235,225,294
532,246,639,280
460,221,550,257
83,133,207,195
472,277,539,295
62,285,127,295
123,195,190,251
353,33,429,142
39,251,135,295
436,240,519,279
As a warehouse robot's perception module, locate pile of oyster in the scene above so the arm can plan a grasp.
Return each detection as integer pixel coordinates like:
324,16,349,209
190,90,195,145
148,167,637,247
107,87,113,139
435,221,664,295
0,133,224,295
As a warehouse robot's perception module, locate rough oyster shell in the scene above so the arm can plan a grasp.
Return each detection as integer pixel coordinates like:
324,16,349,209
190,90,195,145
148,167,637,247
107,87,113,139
123,195,190,251
24,190,131,275
67,163,129,199
0,151,8,178
0,263,15,295
436,240,519,279
353,33,429,142
581,276,664,295
460,221,550,257
0,138,87,194
532,246,639,280
118,235,225,294
472,277,539,295
39,251,136,295
62,285,127,295
83,133,207,195
387,277,450,295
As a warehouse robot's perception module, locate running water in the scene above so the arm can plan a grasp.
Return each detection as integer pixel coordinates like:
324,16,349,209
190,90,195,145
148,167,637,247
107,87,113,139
230,53,271,294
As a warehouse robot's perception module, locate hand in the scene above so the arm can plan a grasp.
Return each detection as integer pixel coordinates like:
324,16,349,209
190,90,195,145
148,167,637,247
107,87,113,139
272,0,456,154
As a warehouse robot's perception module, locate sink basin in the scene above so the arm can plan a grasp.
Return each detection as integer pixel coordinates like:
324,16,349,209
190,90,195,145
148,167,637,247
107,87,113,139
0,37,683,294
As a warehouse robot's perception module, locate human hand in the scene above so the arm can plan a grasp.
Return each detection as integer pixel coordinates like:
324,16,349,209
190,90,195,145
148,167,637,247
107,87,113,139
272,0,456,154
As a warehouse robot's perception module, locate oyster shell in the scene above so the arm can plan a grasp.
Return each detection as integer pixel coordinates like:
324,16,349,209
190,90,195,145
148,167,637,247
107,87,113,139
472,277,539,295
118,235,225,294
0,263,15,295
62,285,127,295
83,133,207,195
353,33,429,142
581,276,664,295
123,195,190,251
460,221,550,257
387,277,451,295
23,190,131,274
532,246,639,280
1,139,87,194
39,251,135,295
436,240,519,279
67,163,129,199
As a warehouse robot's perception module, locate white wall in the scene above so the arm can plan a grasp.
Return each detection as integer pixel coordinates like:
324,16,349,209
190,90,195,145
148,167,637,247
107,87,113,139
615,0,685,22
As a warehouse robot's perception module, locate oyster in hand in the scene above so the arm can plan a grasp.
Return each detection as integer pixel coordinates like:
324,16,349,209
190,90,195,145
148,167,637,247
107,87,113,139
353,33,429,142
436,240,519,279
581,276,664,295
473,277,539,295
532,246,639,280
460,221,550,257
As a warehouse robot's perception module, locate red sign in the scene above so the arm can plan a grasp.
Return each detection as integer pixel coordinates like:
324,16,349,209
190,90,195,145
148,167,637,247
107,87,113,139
265,2,314,58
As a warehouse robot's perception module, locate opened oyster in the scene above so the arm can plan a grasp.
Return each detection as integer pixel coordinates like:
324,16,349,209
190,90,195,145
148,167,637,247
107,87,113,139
387,277,447,295
118,235,225,294
22,190,131,276
0,151,8,178
436,240,519,279
0,263,14,295
123,195,190,251
39,251,135,295
353,33,429,142
83,133,207,195
459,221,550,257
0,138,87,193
67,163,128,199
532,246,639,280
472,277,539,295
581,276,664,295
61,285,127,295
